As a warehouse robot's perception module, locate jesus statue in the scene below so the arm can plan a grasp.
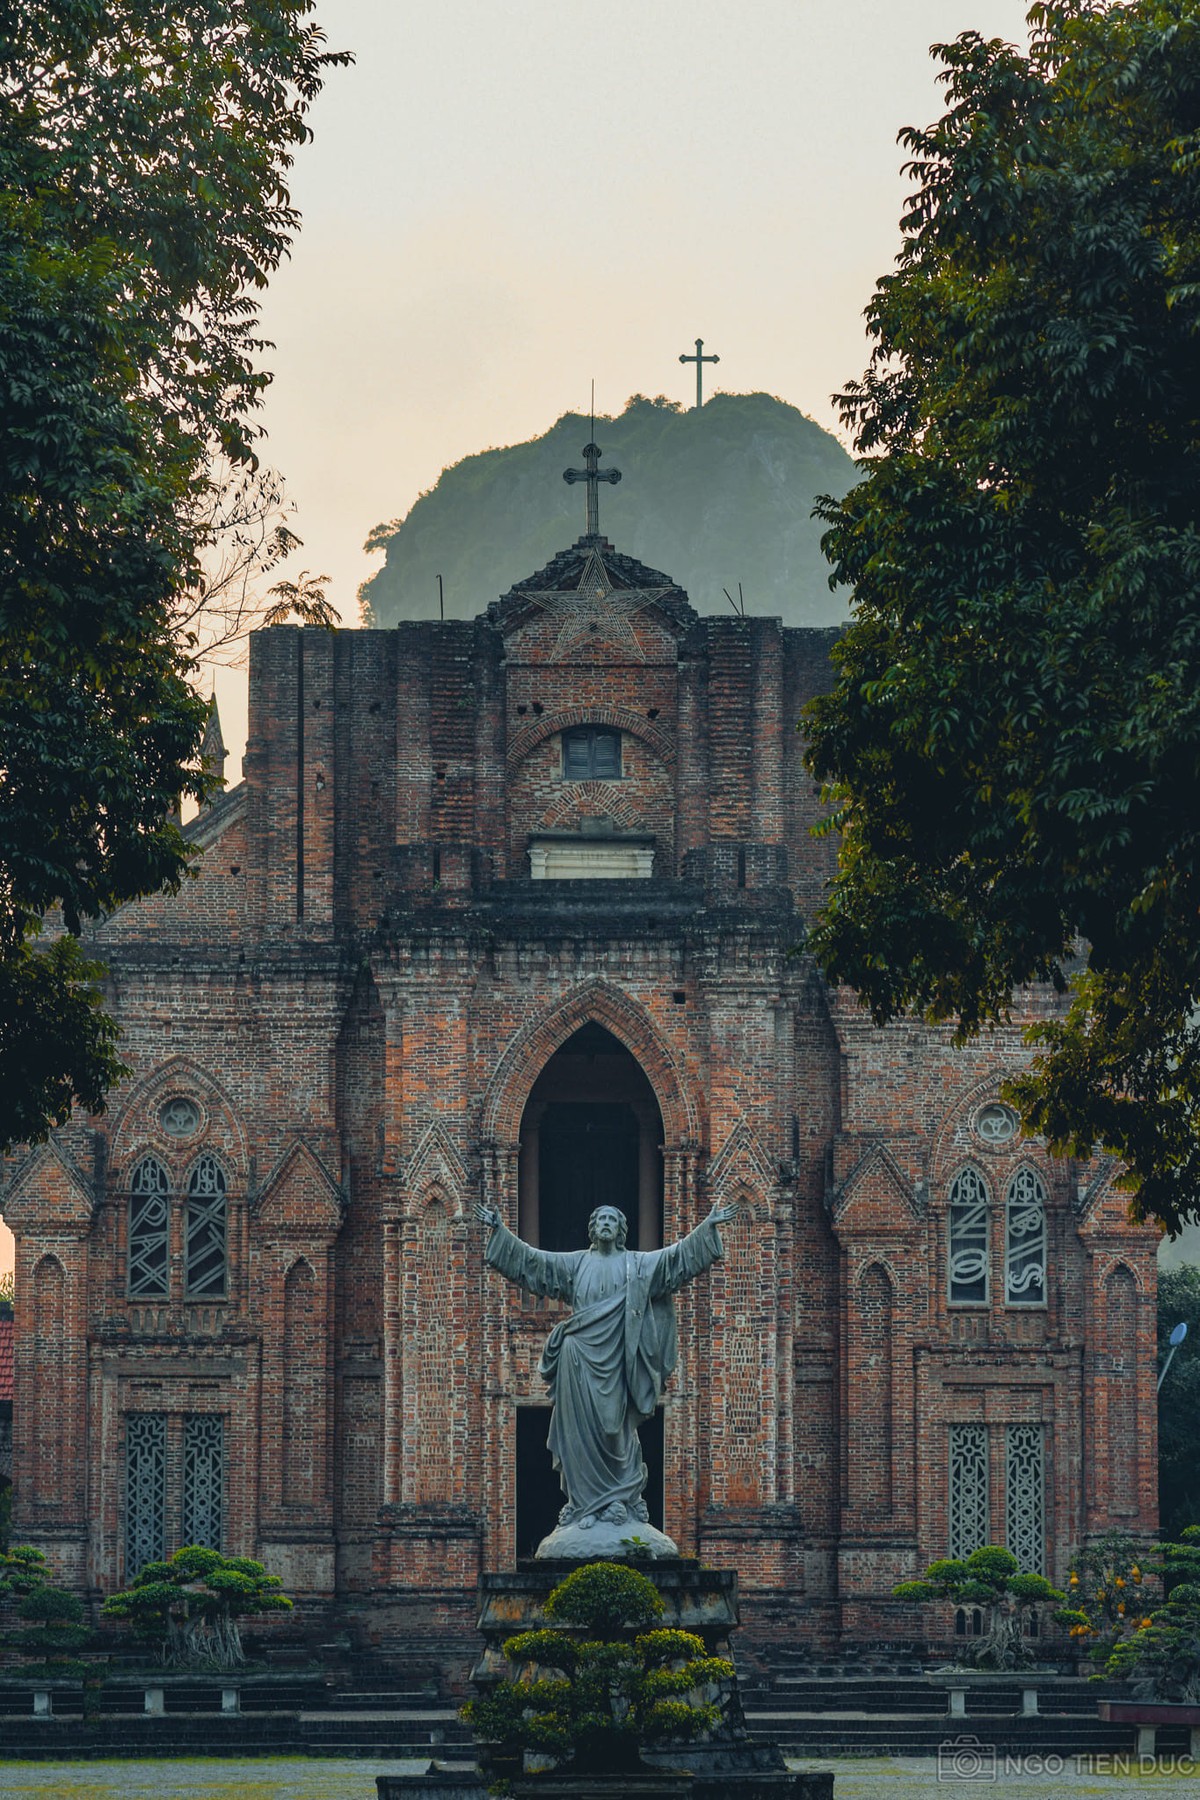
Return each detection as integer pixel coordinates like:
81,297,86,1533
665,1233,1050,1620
475,1196,740,1560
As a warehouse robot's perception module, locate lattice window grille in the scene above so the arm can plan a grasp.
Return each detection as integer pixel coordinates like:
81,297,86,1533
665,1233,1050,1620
1006,1168,1047,1305
182,1414,224,1550
185,1156,227,1297
125,1413,166,1576
948,1167,990,1304
1006,1424,1045,1574
949,1424,989,1558
128,1157,171,1297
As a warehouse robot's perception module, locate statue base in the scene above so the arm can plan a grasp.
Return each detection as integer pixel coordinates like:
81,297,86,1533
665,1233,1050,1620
534,1518,680,1561
374,1566,834,1800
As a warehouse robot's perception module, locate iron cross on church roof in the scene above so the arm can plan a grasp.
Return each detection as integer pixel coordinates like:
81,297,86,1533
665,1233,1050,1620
563,441,621,538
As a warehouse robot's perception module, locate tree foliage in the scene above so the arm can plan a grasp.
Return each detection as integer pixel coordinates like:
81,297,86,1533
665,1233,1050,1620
1055,1531,1154,1661
101,1545,292,1669
0,1545,91,1676
178,461,341,665
1103,1526,1200,1699
0,3,348,1153
804,0,1200,1232
463,1561,733,1774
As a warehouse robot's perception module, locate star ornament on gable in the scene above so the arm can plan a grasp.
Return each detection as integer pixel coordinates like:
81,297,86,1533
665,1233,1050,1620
530,550,675,662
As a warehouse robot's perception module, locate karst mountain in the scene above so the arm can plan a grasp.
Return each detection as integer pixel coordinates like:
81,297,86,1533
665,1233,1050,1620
359,391,857,627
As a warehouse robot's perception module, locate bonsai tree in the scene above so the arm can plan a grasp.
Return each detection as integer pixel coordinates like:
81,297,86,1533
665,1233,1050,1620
0,1546,91,1678
464,1560,734,1775
1055,1531,1154,1663
894,1546,1064,1670
1101,1525,1200,1702
101,1545,292,1670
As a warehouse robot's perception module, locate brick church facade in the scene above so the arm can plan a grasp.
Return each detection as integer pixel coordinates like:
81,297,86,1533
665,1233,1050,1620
1,479,1159,1654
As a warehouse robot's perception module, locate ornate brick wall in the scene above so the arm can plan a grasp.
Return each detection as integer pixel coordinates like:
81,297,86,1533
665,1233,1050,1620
0,530,1158,1654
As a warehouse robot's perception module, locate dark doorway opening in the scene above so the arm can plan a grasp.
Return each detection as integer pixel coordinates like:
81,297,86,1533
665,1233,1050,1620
519,1023,663,1252
515,1405,665,1559
539,1102,638,1252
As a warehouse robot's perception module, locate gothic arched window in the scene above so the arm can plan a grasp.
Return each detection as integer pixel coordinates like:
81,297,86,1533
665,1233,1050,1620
947,1165,990,1305
1005,1166,1048,1306
185,1155,227,1298
128,1156,170,1297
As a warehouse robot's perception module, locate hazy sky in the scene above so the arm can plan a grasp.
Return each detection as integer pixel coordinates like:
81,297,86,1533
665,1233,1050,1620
4,2,1045,1280
208,0,1036,776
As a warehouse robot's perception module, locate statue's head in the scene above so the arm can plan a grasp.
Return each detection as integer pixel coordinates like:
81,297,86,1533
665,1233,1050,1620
588,1205,628,1249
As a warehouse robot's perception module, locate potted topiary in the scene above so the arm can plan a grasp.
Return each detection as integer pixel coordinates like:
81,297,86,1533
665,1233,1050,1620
893,1546,1064,1671
101,1544,292,1670
463,1561,734,1795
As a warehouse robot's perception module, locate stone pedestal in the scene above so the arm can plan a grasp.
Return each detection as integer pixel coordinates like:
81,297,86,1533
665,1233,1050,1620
474,1562,813,1790
376,1562,833,1800
514,1776,691,1800
473,1560,745,1680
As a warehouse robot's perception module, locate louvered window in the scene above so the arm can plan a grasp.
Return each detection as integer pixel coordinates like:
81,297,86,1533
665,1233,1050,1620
562,727,621,780
185,1155,227,1298
128,1157,170,1297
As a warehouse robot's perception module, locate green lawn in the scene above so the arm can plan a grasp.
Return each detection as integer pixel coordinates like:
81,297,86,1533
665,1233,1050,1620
0,1758,1198,1800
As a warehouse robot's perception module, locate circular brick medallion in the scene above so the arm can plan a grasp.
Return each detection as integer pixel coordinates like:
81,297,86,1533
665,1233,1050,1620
974,1101,1019,1146
159,1095,201,1139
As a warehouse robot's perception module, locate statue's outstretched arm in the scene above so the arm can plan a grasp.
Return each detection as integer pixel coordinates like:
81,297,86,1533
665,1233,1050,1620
649,1200,743,1296
475,1205,575,1302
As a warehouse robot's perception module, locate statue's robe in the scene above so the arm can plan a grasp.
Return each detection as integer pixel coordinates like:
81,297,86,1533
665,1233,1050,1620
485,1218,723,1522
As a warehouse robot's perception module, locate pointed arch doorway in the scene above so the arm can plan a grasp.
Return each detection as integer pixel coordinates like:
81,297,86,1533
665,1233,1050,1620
513,1021,667,1552
516,1022,664,1252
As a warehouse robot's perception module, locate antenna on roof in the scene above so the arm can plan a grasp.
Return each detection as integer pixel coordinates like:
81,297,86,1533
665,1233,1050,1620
723,586,746,618
590,378,595,442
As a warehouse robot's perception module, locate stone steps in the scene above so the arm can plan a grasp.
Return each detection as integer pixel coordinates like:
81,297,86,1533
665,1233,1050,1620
744,1713,1181,1757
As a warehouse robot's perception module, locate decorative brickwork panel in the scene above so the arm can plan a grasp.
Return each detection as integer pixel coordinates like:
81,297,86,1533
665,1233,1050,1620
413,1201,452,1504
125,1413,166,1576
949,1424,989,1558
283,1260,320,1508
32,1256,65,1506
948,1167,990,1306
850,1263,893,1514
1106,1265,1138,1513
182,1414,224,1550
1006,1424,1044,1573
128,1156,170,1297
1005,1168,1047,1306
506,730,675,878
339,1376,382,1524
708,1197,770,1508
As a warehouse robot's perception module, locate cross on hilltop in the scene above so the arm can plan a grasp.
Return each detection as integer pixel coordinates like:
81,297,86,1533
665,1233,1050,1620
679,337,719,408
